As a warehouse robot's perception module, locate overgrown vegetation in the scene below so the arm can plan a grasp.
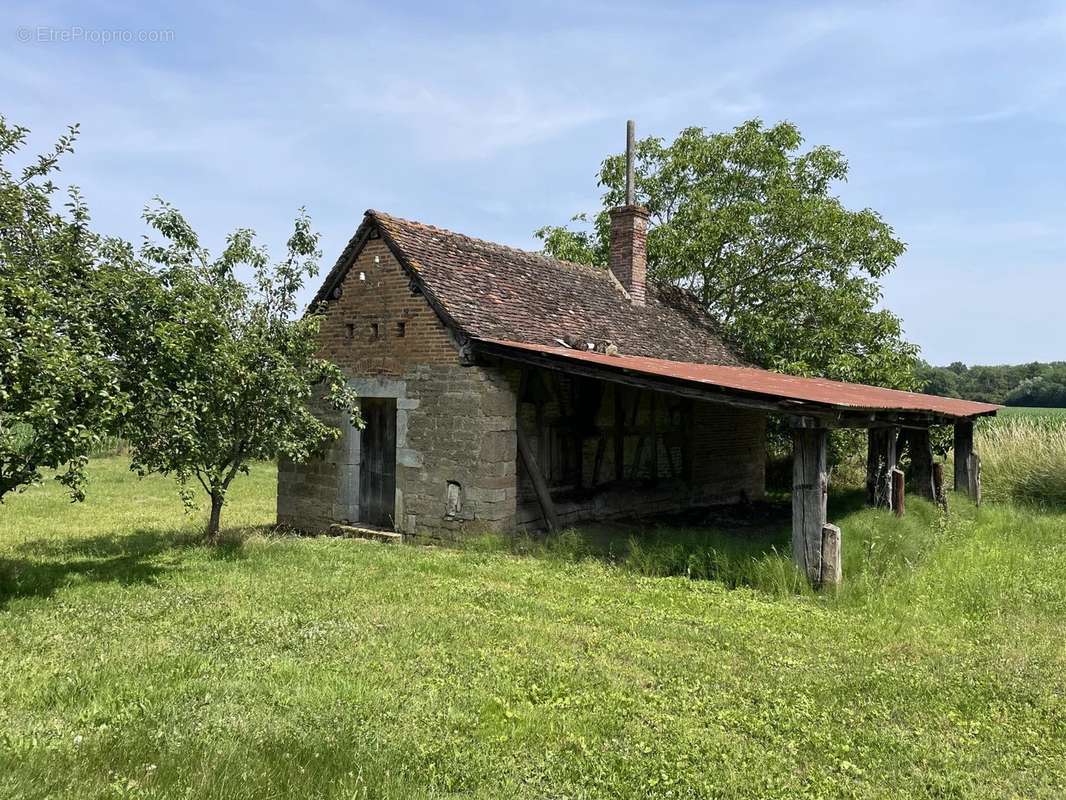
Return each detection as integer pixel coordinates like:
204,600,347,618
977,407,1066,507
2,457,1065,799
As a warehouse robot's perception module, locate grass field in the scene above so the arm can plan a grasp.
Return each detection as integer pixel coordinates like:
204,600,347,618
998,406,1066,420
2,458,1066,799
979,407,1066,507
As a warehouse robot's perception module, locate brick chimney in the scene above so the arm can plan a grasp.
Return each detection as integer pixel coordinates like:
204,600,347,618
609,205,649,305
609,120,648,305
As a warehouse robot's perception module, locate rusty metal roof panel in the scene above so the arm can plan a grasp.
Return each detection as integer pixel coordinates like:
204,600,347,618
480,338,1001,419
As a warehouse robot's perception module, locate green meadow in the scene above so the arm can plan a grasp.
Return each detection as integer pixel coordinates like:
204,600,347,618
2,453,1065,799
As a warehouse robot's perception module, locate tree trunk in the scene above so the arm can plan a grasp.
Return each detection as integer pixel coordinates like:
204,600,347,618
207,491,224,540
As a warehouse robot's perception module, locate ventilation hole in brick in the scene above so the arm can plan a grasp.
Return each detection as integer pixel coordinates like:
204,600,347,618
445,481,463,516
397,321,406,338
370,322,379,340
345,323,355,339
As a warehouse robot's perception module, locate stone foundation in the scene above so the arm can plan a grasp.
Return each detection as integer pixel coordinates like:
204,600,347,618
278,363,518,540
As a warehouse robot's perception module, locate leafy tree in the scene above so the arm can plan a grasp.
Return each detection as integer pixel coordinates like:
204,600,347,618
1005,369,1066,407
537,120,919,389
919,361,1066,405
917,362,961,398
0,118,127,502
120,201,359,539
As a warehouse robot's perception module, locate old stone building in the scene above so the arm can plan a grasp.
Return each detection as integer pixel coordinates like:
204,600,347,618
276,204,767,538
278,196,996,584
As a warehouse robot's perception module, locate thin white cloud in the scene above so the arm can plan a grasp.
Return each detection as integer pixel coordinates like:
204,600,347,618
335,79,607,161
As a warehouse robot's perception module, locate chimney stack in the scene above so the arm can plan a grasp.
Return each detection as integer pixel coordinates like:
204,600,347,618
609,120,649,305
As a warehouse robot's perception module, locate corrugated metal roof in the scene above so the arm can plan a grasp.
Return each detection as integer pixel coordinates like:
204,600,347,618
479,339,1000,420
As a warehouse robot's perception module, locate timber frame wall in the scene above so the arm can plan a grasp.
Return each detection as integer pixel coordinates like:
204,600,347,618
513,366,766,530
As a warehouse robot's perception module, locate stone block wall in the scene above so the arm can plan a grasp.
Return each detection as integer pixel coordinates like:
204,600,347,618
277,231,518,538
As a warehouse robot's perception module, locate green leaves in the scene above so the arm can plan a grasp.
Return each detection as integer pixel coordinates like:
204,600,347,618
537,119,918,390
0,117,128,502
120,202,358,537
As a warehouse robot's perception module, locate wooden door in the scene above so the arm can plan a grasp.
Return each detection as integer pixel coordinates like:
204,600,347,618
359,398,397,528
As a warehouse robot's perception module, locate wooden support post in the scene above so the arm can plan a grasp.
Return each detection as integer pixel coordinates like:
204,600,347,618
614,387,624,482
954,420,975,496
792,426,829,585
517,423,559,532
891,468,905,517
968,452,982,506
650,392,659,483
865,426,898,509
932,462,948,511
819,524,842,588
591,435,606,486
909,428,935,501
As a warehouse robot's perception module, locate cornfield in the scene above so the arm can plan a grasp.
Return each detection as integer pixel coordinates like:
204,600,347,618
977,408,1066,507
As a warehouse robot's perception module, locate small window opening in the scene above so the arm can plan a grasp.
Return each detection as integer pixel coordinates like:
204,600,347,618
397,321,406,338
344,322,355,339
445,481,463,517
370,322,379,340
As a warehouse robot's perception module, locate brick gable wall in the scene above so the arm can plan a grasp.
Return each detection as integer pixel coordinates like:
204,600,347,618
316,237,460,374
277,235,518,538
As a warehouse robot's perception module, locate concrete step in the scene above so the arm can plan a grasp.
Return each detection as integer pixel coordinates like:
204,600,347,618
328,524,403,544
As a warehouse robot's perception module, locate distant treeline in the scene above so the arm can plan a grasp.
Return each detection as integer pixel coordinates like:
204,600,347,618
918,362,1066,407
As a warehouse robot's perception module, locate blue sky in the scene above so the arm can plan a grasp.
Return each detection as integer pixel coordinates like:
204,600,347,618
5,0,1064,365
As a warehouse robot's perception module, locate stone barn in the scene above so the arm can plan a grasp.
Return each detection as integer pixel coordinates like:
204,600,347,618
277,199,997,585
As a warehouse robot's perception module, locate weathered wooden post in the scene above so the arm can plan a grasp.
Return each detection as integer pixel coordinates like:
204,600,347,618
908,428,936,501
954,419,977,500
819,523,842,587
865,426,898,509
891,468,905,517
932,462,948,511
792,421,830,586
968,452,982,506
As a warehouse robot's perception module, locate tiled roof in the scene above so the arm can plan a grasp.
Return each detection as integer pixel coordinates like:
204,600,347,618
315,210,745,366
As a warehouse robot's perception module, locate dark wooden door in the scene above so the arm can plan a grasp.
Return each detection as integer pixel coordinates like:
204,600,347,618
359,398,397,528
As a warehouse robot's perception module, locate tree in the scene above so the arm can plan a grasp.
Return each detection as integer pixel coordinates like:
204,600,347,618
0,118,127,502
120,201,359,539
916,361,960,398
918,361,1066,405
1006,369,1066,407
537,120,919,389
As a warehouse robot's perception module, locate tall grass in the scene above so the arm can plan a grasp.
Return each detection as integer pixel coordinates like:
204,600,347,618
978,410,1066,507
462,493,960,600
